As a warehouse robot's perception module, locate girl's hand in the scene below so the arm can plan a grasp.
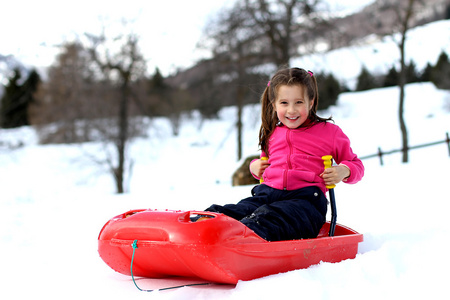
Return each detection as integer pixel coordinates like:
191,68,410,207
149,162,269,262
250,158,270,179
321,165,350,186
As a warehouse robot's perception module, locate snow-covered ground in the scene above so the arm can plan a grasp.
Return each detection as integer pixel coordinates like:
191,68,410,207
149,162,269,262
1,21,450,300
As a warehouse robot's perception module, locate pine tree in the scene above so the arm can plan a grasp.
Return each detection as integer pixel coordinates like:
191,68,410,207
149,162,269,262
1,69,21,128
431,51,450,89
151,67,166,90
383,66,399,87
316,73,341,110
420,63,433,82
0,68,41,128
356,66,377,91
405,61,420,83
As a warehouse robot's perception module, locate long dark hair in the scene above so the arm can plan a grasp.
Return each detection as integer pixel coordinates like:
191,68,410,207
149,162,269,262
259,67,333,155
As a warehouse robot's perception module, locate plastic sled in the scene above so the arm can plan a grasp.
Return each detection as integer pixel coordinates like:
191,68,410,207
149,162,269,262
98,209,363,284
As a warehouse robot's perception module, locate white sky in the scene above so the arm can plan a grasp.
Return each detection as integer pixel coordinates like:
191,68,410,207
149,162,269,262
1,0,374,77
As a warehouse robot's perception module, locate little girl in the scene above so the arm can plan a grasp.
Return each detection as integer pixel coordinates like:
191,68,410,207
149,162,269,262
204,67,364,241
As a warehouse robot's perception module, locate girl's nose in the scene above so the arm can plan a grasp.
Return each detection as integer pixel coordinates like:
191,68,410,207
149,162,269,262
288,104,296,114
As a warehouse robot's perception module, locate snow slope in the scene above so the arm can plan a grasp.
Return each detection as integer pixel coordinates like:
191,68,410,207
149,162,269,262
292,20,450,89
1,21,450,300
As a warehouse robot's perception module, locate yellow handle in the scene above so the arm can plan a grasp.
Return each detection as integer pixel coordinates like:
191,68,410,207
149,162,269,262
322,155,336,189
259,157,268,184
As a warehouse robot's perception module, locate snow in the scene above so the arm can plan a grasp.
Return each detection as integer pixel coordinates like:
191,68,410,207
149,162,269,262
292,20,450,90
1,20,450,299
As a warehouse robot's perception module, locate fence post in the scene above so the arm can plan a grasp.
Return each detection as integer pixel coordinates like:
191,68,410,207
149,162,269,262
363,133,448,164
377,147,384,166
446,132,450,157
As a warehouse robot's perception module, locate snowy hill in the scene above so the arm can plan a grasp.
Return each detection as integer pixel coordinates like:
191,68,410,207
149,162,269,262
1,21,450,299
293,20,450,89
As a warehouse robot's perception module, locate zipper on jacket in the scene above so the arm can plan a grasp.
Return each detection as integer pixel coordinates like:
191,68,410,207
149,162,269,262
284,129,293,190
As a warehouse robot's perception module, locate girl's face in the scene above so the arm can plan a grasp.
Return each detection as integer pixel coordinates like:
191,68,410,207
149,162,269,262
273,84,313,129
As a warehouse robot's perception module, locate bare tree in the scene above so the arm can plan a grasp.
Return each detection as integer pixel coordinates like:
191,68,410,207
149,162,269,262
30,28,148,194
200,0,325,160
30,42,98,143
243,0,326,67
85,30,147,193
202,3,262,160
371,0,426,163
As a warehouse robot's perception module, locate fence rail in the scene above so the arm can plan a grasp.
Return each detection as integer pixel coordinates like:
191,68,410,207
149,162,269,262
359,132,450,165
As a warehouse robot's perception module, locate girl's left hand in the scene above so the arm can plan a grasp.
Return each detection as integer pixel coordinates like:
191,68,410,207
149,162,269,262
320,165,350,186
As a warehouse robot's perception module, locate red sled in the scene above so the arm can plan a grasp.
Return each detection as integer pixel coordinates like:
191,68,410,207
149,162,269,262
98,209,363,284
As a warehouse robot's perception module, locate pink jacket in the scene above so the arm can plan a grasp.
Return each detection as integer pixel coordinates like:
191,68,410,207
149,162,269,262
252,122,364,195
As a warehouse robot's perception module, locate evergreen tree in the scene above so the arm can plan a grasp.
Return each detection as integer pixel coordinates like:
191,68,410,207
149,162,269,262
431,51,450,89
356,66,378,91
150,67,166,91
420,63,433,82
0,68,40,128
405,61,420,83
384,62,419,87
383,66,399,87
1,69,21,128
316,73,341,110
147,67,170,116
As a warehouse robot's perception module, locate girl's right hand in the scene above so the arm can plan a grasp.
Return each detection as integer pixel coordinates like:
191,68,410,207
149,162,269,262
250,158,270,179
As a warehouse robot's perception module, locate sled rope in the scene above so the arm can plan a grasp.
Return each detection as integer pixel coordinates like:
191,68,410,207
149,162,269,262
130,240,211,292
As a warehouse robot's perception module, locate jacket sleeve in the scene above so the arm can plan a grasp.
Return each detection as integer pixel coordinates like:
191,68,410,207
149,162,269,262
249,152,268,180
333,127,364,184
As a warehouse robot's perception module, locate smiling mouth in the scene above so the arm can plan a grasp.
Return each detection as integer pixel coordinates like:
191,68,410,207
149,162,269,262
286,116,299,120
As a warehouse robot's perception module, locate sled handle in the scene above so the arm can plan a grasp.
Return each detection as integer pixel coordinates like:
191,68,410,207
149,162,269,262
322,155,336,189
322,155,337,237
259,157,268,184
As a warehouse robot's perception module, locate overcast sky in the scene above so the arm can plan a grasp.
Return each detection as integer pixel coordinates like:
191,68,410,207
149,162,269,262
1,0,375,77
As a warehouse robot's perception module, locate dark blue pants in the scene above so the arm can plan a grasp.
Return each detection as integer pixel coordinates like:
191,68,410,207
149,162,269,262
205,185,327,241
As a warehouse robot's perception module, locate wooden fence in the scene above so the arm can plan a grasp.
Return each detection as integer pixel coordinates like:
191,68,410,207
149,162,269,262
359,132,450,166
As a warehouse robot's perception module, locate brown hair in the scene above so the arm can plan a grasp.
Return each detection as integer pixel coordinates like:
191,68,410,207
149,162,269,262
259,67,333,155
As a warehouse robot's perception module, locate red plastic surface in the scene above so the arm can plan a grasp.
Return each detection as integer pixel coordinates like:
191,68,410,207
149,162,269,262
98,209,363,284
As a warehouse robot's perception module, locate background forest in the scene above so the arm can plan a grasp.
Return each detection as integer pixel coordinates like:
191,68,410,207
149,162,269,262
1,0,450,193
